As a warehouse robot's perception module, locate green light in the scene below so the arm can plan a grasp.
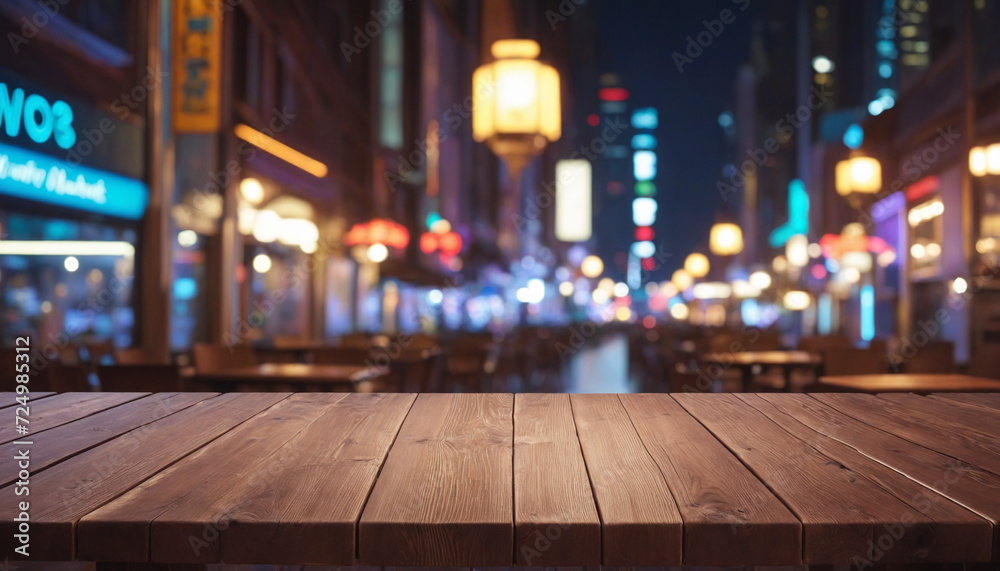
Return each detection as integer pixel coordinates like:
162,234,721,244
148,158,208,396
635,181,656,196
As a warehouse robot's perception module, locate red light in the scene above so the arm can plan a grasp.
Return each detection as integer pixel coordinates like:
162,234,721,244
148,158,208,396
635,226,654,241
587,114,600,127
438,232,463,256
811,264,828,280
420,233,438,254
906,176,939,202
607,181,625,195
641,257,656,271
642,315,656,329
598,87,629,101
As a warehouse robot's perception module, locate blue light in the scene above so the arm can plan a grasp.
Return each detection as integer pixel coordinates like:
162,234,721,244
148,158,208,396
633,150,657,181
718,111,734,128
0,141,148,219
843,124,864,149
877,40,897,58
631,134,657,150
868,100,884,116
173,277,198,301
768,179,809,247
878,62,893,78
741,298,760,327
860,285,875,341
817,293,832,335
631,107,658,129
630,240,655,258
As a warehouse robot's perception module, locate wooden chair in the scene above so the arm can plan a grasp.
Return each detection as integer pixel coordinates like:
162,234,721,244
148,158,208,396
191,343,257,373
902,340,955,373
98,364,184,392
821,347,890,376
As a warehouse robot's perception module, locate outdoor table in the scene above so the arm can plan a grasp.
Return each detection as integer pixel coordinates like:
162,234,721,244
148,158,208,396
816,373,1000,394
3,392,1000,567
700,350,823,391
191,363,388,392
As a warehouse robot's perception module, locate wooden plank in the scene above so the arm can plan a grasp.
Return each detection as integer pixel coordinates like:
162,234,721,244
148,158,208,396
741,394,993,564
931,392,1000,412
620,394,801,566
675,393,944,565
358,393,513,567
0,392,216,487
812,393,1000,477
159,393,414,565
757,393,1000,562
78,393,347,563
0,392,288,561
0,392,55,408
569,394,682,565
0,392,148,444
513,394,600,566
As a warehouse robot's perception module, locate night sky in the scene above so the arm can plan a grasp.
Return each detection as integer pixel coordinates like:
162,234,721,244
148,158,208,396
595,0,757,280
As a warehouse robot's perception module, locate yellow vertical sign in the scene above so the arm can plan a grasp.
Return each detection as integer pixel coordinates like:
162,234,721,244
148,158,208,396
172,0,222,133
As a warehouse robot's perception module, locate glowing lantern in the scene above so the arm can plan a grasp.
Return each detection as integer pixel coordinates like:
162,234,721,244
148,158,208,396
710,223,743,256
835,156,881,195
684,253,710,278
473,39,560,175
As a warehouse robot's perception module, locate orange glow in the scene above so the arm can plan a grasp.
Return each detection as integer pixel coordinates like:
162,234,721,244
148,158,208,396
234,124,328,178
344,219,409,249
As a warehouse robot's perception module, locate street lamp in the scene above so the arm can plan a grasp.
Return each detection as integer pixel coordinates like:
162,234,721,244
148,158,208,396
835,156,881,195
473,39,561,176
684,252,710,278
710,223,744,256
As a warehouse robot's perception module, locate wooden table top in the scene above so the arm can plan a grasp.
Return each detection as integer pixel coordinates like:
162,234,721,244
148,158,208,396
701,350,823,366
818,373,1000,393
193,363,388,384
4,391,1000,567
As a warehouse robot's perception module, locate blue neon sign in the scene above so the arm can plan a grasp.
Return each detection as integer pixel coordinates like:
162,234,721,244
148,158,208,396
0,141,147,219
0,83,76,149
769,179,810,247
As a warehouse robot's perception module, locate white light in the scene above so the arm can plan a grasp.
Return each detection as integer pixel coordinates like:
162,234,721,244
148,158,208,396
177,230,198,248
670,302,690,320
592,289,610,303
877,249,897,267
633,150,657,181
732,279,761,298
812,55,834,73
252,209,281,243
367,243,389,263
841,251,873,272
527,278,546,303
659,281,678,298
598,277,616,294
908,200,944,226
644,282,659,296
581,255,604,278
807,242,822,258
842,267,861,283
786,234,809,268
692,282,732,300
559,281,575,296
240,177,265,204
772,255,788,272
630,240,656,258
910,243,926,259
0,241,136,257
64,256,79,272
783,290,811,311
277,218,319,246
428,289,444,304
868,99,884,116
926,242,941,257
613,282,630,298
953,277,968,294
632,197,658,226
300,241,317,254
672,269,693,291
555,159,593,242
749,270,772,290
252,253,272,273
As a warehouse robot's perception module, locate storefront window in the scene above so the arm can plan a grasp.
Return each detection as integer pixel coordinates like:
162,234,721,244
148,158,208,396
0,212,136,347
908,197,944,279
977,178,1000,267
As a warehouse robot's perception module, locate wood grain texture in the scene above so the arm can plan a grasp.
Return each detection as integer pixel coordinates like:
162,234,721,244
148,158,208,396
741,394,992,564
0,392,288,561
675,393,939,565
930,392,1000,412
77,393,345,563
817,374,1000,393
513,394,600,566
0,391,54,408
0,392,215,487
758,392,1000,562
0,392,148,444
621,394,801,566
190,393,414,565
812,393,1000,477
359,393,513,567
569,394,682,565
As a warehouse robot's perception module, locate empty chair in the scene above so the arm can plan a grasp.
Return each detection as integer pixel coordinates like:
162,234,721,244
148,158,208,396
312,346,371,366
98,364,183,392
799,335,853,353
822,347,890,376
191,343,257,373
902,340,955,373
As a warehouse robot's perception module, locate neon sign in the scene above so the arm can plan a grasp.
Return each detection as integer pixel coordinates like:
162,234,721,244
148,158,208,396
0,142,147,219
0,83,75,149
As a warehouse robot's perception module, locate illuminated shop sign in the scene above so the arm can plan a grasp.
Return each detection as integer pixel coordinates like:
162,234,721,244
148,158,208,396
0,141,148,219
0,82,75,149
